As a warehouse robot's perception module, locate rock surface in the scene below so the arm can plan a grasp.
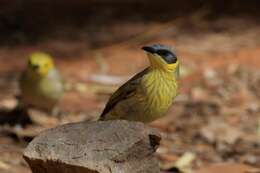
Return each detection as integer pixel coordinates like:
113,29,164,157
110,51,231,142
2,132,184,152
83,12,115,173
23,120,161,173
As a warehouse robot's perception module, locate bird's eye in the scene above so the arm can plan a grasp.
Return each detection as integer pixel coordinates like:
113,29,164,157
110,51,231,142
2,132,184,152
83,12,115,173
156,50,177,64
157,50,169,57
28,60,32,66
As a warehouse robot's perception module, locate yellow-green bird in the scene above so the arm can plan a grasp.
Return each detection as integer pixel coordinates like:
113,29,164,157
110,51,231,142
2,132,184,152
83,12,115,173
99,44,180,123
19,52,64,114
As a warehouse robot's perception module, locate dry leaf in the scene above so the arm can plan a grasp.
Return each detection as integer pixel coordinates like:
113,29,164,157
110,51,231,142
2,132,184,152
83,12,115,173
195,163,259,173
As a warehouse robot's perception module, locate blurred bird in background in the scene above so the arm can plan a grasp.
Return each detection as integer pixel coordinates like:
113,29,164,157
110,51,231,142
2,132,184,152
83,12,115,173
100,44,179,123
19,52,64,115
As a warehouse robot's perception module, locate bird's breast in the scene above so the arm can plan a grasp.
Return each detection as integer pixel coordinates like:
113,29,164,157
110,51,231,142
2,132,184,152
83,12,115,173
140,70,178,116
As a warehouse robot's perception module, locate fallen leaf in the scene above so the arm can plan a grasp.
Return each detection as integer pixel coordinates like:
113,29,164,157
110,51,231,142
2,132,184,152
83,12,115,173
161,152,196,173
200,117,242,145
195,163,259,173
0,160,10,170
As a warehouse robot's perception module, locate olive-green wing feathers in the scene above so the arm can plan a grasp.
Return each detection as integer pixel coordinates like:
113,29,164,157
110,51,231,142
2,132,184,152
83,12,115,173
100,68,149,119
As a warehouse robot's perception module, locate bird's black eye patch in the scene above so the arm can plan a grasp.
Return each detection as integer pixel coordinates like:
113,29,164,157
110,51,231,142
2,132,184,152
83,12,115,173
156,49,177,64
28,59,32,66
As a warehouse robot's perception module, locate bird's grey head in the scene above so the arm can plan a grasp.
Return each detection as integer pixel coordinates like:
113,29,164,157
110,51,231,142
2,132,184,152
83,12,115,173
142,44,177,64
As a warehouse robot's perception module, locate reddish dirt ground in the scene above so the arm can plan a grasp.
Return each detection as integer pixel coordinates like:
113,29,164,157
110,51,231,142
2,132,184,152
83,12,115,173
0,16,260,173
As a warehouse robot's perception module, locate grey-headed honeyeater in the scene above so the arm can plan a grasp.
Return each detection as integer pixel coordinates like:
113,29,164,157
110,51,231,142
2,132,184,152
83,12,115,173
19,52,64,114
99,44,179,123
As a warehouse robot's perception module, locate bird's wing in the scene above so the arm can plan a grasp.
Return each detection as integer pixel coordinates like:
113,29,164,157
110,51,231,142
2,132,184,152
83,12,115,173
100,68,149,119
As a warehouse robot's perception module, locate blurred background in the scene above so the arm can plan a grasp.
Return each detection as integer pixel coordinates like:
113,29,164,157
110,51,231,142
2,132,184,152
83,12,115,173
0,1,260,173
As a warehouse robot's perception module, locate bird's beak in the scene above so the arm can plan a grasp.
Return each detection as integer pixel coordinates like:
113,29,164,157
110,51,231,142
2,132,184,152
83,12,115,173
142,46,156,53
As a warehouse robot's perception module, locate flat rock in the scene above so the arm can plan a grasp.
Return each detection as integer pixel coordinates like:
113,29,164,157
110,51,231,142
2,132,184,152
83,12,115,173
23,120,161,173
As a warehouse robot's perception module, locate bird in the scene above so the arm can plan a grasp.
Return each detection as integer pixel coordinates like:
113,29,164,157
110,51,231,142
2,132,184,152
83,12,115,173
19,52,64,115
99,44,179,123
